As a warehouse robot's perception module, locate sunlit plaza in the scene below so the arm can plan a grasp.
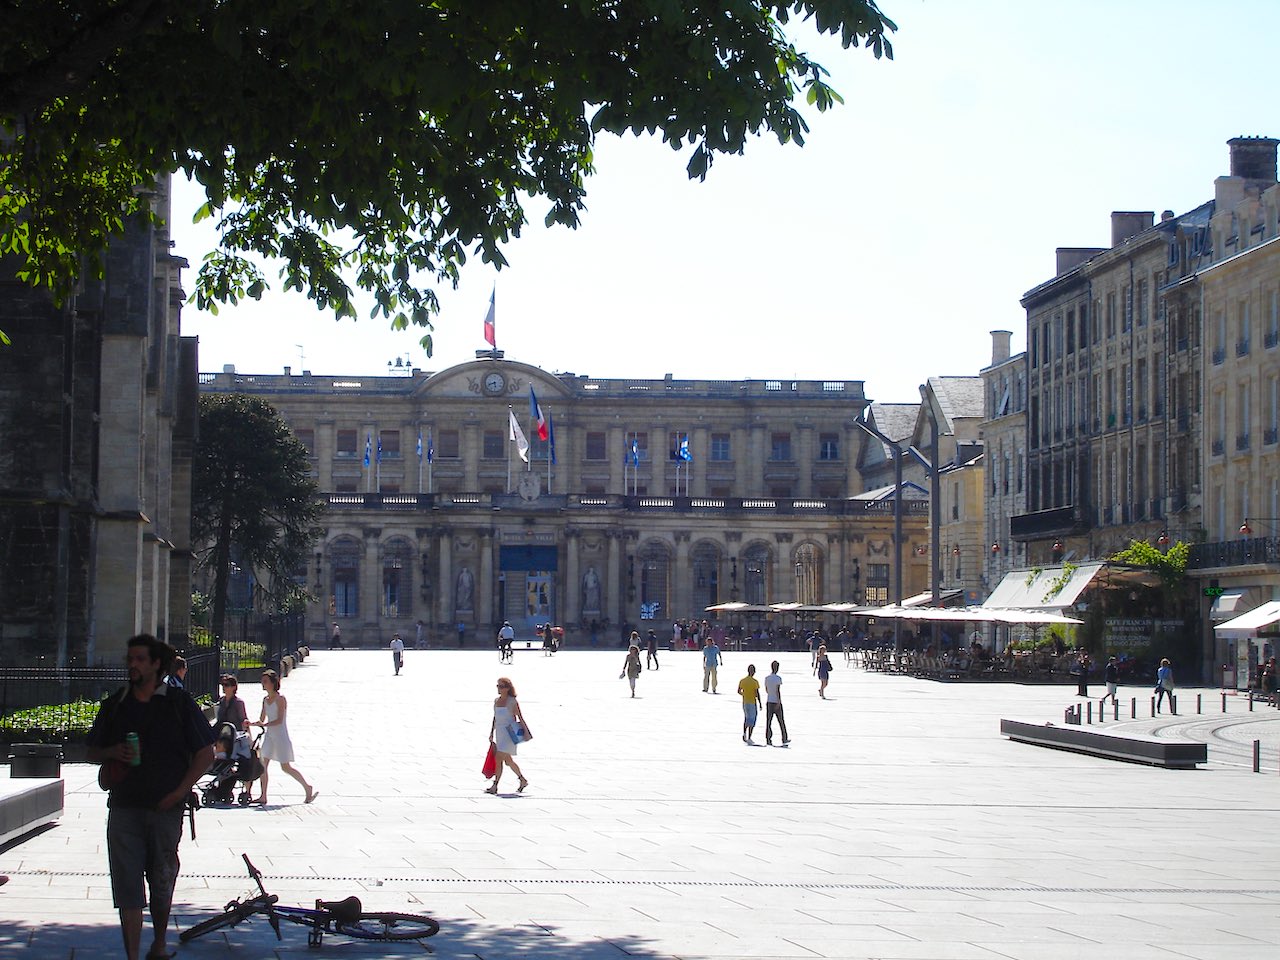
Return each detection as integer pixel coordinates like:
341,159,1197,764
3,649,1278,959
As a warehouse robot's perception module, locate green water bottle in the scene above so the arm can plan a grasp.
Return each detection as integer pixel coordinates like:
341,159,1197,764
125,732,141,766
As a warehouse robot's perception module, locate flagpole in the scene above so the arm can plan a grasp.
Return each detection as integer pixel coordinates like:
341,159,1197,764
507,407,513,493
418,434,422,494
427,432,433,494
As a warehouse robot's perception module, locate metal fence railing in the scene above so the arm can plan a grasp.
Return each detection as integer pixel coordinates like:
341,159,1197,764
0,667,127,743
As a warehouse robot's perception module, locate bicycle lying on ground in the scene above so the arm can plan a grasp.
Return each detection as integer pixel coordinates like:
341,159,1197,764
180,853,440,948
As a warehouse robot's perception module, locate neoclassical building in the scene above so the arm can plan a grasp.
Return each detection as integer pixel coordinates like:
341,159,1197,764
200,358,930,646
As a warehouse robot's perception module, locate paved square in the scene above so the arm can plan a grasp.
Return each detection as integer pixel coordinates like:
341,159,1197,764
2,648,1278,959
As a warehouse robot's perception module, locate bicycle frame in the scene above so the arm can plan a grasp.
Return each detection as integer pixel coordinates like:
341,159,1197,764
181,853,439,948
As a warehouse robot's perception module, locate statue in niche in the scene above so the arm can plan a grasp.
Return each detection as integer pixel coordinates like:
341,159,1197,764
582,565,602,613
455,566,474,611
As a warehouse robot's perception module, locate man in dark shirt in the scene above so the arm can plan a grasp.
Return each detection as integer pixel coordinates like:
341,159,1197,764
86,635,216,960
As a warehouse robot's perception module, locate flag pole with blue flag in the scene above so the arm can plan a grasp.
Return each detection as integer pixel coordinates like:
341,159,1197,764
376,435,382,489
364,433,372,491
426,429,434,493
416,430,423,494
678,434,692,495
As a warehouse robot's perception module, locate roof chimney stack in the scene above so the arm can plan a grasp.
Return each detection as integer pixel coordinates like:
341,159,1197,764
1228,136,1279,182
991,330,1012,366
1111,211,1154,247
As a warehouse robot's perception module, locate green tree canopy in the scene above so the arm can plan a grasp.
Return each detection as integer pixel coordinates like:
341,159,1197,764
1,1,894,350
192,393,323,643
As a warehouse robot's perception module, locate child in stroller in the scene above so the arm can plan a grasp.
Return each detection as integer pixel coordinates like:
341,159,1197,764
200,722,264,806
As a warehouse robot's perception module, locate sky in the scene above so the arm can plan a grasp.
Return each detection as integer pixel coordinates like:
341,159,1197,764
174,1,1280,405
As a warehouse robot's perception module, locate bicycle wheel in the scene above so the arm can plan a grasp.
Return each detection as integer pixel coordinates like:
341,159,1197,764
336,912,440,941
179,900,261,943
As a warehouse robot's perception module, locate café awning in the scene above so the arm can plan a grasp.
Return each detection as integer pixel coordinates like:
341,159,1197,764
983,562,1106,611
1213,600,1280,637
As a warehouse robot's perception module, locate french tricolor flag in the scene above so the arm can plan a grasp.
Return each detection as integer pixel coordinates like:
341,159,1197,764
529,386,549,441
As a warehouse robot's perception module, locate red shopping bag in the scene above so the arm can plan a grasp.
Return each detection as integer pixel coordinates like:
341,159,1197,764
482,742,497,779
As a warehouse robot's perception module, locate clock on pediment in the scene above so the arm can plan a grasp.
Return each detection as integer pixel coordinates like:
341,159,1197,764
482,370,507,395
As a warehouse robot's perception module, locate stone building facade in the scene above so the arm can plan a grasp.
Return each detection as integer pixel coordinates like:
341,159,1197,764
200,359,929,646
0,175,196,667
980,331,1028,589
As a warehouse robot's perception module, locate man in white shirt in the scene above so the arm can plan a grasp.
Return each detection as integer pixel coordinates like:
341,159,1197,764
498,621,516,663
390,634,405,675
763,660,790,746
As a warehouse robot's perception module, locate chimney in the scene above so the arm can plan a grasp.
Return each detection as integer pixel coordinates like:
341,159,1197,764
1161,210,1175,222
222,363,236,374
1228,136,1279,182
1110,211,1154,247
991,330,1012,366
1056,247,1104,275
283,366,291,376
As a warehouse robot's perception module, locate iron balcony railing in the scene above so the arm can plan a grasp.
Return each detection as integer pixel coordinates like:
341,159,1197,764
1189,536,1280,570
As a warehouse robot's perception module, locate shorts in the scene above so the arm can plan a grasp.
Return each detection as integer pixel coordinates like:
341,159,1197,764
106,806,185,910
743,703,758,726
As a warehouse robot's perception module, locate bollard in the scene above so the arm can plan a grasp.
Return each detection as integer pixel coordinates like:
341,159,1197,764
1114,699,1120,721
1131,696,1137,719
1197,694,1202,715
1171,693,1177,715
1151,696,1156,717
1064,706,1076,725
1254,740,1261,773
1249,692,1254,712
1086,701,1093,724
1223,692,1227,713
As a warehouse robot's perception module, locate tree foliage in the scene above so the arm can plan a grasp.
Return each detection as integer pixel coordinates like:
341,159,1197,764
192,393,323,643
0,1,895,349
1109,539,1190,596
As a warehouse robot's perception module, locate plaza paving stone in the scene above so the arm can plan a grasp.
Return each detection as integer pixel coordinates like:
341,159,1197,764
1,648,1278,959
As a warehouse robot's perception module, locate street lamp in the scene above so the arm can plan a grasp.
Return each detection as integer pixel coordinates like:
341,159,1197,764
1051,539,1064,561
990,541,1001,554
1156,530,1170,549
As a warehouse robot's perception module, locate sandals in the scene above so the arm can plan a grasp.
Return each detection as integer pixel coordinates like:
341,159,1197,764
484,784,498,794
304,789,319,804
518,778,529,793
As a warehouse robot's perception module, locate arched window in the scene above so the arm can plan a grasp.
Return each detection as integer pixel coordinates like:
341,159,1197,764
329,538,361,618
381,538,413,618
742,543,770,605
794,542,824,604
638,541,670,621
691,542,723,613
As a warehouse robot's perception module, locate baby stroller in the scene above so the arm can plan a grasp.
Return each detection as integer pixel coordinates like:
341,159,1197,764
200,724,264,806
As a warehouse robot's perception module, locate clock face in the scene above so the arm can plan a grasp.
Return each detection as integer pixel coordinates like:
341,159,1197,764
483,372,506,394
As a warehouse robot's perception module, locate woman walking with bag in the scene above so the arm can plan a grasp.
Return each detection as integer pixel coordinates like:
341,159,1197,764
487,676,530,794
250,670,317,805
1155,658,1175,714
621,637,642,697
814,644,833,698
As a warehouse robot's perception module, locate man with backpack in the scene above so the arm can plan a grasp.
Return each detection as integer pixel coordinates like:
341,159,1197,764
86,635,216,960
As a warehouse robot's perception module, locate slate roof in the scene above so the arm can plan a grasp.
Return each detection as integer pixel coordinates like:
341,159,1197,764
926,376,985,433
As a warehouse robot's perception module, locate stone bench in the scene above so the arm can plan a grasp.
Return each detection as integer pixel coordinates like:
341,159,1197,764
1000,719,1208,768
0,777,64,846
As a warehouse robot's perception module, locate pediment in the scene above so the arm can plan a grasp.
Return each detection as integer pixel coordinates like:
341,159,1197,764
414,359,570,401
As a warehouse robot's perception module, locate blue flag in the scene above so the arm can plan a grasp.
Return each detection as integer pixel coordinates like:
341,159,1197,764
678,435,692,462
416,432,422,460
363,434,372,468
548,411,557,465
426,430,434,463
376,436,382,463
631,438,640,466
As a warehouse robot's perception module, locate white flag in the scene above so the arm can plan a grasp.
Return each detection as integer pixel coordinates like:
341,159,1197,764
508,408,529,463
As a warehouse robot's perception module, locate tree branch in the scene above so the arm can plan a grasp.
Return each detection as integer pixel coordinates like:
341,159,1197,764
0,0,173,118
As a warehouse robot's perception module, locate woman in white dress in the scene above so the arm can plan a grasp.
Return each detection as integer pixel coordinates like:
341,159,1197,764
250,670,317,805
486,676,530,794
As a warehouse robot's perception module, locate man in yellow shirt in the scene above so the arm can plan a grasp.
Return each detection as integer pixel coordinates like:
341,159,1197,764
737,665,762,744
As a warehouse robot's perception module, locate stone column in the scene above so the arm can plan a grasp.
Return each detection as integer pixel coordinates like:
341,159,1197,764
606,531,622,632
564,528,581,630
796,423,815,498
672,534,691,623
479,526,495,637
437,527,453,641
361,529,381,645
